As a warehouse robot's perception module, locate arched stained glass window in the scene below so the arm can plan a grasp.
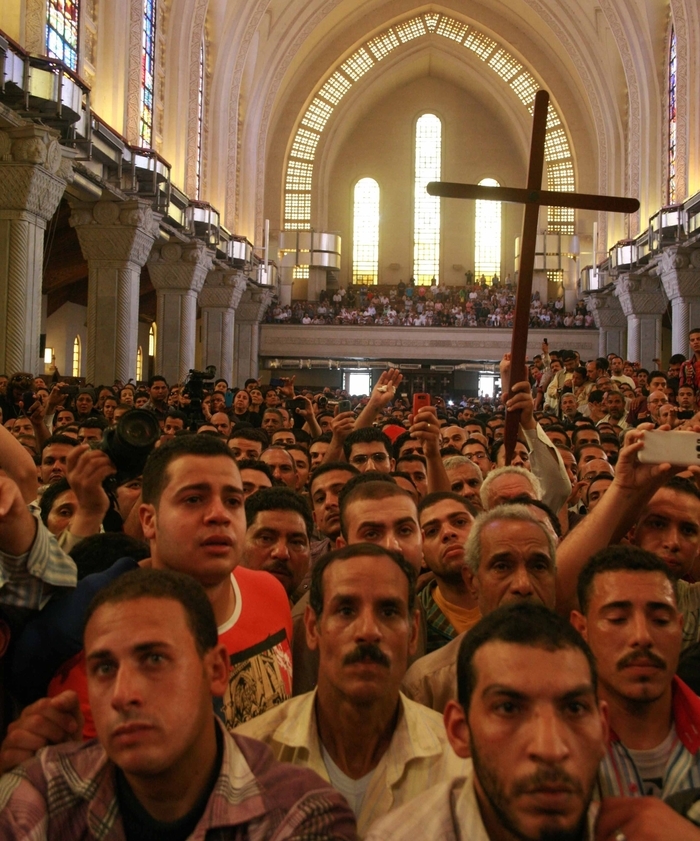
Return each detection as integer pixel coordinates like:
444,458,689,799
139,0,157,147
46,0,79,72
136,346,143,382
72,335,82,377
413,114,441,285
195,34,205,199
353,178,380,285
148,323,156,357
474,178,501,282
668,26,677,204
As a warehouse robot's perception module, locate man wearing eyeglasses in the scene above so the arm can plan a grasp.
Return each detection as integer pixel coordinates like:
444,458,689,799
460,438,493,479
343,428,395,474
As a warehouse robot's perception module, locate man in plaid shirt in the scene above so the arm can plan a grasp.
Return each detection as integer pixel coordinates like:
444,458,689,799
0,568,356,840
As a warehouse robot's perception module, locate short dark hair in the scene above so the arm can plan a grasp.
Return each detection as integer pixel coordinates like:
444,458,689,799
418,490,477,518
456,602,598,712
142,434,237,507
309,461,359,495
244,486,313,536
229,427,269,446
338,473,407,538
70,533,150,580
396,453,427,468
663,475,700,504
577,545,678,614
309,543,416,617
649,370,667,382
310,431,333,446
41,434,80,453
78,416,109,431
343,427,392,460
39,477,72,525
84,568,218,656
148,375,168,388
165,409,188,423
237,459,275,482
573,443,605,463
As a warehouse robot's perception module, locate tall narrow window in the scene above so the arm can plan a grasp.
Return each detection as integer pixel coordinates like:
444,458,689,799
413,114,441,285
668,26,677,204
353,178,380,285
195,35,205,199
148,323,156,357
474,178,502,282
72,335,82,377
46,0,80,71
136,346,144,382
139,0,157,147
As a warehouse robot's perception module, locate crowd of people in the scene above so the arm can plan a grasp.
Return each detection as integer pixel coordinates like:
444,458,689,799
266,282,594,328
1,329,700,838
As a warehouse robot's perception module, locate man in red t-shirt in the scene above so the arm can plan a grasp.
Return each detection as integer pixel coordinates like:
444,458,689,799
2,436,293,764
680,328,700,390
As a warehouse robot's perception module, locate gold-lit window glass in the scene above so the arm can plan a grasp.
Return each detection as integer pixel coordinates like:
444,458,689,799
353,178,380,285
136,346,143,381
413,114,441,285
72,335,81,377
475,178,501,281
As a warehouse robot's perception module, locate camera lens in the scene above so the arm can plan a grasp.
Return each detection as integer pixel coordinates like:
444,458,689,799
120,410,161,448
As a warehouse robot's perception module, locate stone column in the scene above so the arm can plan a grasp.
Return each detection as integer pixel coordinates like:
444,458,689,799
0,124,70,374
148,241,213,384
658,246,700,357
614,272,666,367
233,287,273,385
199,269,247,384
70,200,160,384
585,288,626,358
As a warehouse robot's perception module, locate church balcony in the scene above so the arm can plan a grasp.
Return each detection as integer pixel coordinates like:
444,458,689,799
259,324,599,366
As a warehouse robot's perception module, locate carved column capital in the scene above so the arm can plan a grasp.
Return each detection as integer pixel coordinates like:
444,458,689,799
614,272,667,317
69,199,161,265
148,239,214,294
236,287,274,323
658,245,700,300
199,269,247,310
584,289,627,330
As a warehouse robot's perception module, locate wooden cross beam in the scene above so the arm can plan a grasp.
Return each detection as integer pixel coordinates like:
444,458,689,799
427,89,640,464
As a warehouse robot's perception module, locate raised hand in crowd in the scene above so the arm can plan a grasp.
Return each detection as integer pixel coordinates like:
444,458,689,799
409,405,450,493
0,471,38,556
355,367,403,429
64,444,116,539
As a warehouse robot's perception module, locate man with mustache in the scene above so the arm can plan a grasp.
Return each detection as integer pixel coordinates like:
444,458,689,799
236,543,470,837
571,546,700,800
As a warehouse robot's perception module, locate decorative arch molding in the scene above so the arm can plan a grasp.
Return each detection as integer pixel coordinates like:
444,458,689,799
185,0,209,198
281,11,575,238
24,0,46,54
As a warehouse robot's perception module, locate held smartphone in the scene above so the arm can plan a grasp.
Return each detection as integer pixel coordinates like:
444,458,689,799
637,431,700,466
337,399,352,413
413,393,431,415
269,377,285,388
22,391,35,409
225,391,234,408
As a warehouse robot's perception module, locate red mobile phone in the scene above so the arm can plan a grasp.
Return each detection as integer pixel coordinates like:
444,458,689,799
413,393,431,415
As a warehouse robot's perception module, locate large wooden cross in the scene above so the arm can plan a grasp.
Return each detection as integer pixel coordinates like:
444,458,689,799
427,90,640,464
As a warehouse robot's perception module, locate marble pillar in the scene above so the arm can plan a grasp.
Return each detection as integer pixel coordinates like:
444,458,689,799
199,269,247,385
233,287,273,385
658,246,700,357
614,272,666,367
584,288,627,358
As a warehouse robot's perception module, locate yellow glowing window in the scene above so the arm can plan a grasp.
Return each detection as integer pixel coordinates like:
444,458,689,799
341,49,374,81
545,128,570,161
286,161,314,191
149,323,156,356
302,99,334,133
436,17,468,42
464,31,497,60
413,114,441,285
548,161,575,192
510,73,539,105
72,335,82,377
547,207,575,235
489,50,522,80
424,13,439,32
353,178,380,285
395,18,426,42
475,178,501,281
366,30,400,61
136,346,143,382
285,194,312,224
318,72,352,106
290,129,320,161
293,266,309,281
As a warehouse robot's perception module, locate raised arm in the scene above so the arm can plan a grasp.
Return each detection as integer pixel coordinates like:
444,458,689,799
354,369,403,430
409,406,450,493
0,424,38,503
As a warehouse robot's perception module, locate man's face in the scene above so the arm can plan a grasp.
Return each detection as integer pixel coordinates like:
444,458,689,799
265,389,281,408
577,446,607,468
243,510,309,595
239,467,272,500
441,426,467,450
348,441,394,473
78,426,103,445
463,642,605,841
271,430,295,447
575,570,681,708
260,448,298,489
311,469,354,540
210,412,232,438
40,443,74,485
396,459,428,499
649,376,667,393
677,387,696,411
288,449,310,490
54,410,75,429
103,399,118,422
487,420,505,442
563,356,577,373
397,439,424,459
149,380,169,403
228,437,263,462
262,411,283,434
496,442,531,471
140,455,246,585
574,429,600,447
632,488,700,578
596,378,613,393
420,499,474,583
603,392,625,420
558,449,577,486
115,476,143,521
484,475,536,509
342,495,423,571
462,442,492,478
86,598,226,783
76,394,94,415
586,478,613,512
472,520,556,614
11,417,33,438
646,391,668,420
318,415,334,433
585,362,597,381
47,489,78,535
445,462,482,510
163,417,185,438
560,395,577,417
306,554,418,706
690,332,700,356
0,375,7,394
309,441,330,470
657,403,678,427
610,357,624,375
667,363,681,380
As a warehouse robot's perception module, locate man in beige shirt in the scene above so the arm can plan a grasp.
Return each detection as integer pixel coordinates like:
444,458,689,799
237,543,469,837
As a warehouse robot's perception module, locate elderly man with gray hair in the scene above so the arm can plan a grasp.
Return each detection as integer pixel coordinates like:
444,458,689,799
479,465,543,510
401,503,556,713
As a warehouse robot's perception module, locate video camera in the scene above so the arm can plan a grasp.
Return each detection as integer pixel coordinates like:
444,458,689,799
182,365,217,430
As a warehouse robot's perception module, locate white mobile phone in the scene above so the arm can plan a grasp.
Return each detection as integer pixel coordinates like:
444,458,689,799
637,430,700,466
